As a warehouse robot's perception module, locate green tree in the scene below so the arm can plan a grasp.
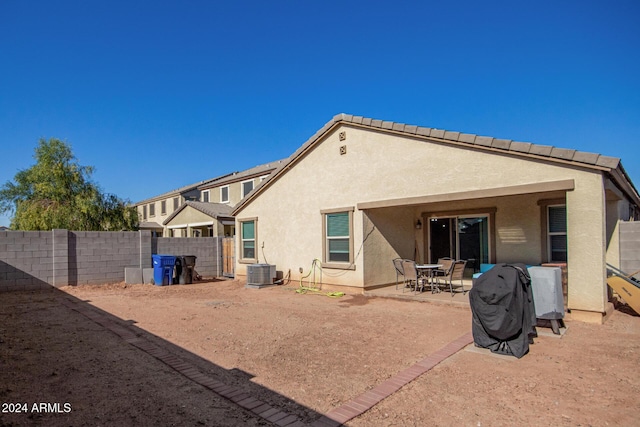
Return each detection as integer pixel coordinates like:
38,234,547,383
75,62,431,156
0,138,139,231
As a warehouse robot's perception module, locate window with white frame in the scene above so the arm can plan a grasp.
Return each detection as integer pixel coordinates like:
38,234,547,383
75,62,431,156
322,208,354,266
241,180,254,198
240,218,257,262
547,205,567,262
220,186,229,203
202,190,210,203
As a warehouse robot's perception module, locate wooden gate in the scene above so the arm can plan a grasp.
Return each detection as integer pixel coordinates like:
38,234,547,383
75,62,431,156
222,237,235,278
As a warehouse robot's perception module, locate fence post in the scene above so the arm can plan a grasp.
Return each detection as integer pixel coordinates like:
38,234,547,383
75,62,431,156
139,230,152,268
52,229,69,287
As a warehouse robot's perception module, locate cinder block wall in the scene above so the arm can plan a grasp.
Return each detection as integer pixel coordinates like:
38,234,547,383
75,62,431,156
71,231,144,285
155,237,221,277
0,231,54,291
620,221,640,277
0,230,222,291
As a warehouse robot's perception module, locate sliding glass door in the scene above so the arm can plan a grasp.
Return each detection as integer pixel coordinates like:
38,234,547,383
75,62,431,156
429,215,489,272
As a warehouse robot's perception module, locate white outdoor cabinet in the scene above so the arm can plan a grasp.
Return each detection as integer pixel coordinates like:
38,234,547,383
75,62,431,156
528,266,565,334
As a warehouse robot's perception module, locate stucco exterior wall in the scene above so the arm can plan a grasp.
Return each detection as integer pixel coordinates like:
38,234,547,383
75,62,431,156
208,177,262,207
236,124,612,312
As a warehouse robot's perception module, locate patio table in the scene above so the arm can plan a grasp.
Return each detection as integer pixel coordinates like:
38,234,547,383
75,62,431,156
416,264,443,293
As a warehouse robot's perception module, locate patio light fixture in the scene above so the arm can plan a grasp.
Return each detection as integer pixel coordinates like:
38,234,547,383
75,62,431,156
415,219,422,230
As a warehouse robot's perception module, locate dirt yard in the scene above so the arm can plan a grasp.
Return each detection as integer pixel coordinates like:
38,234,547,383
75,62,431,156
1,279,639,426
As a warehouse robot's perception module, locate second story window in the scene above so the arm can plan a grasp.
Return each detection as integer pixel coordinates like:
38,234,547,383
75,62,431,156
173,197,179,211
161,200,166,215
142,205,147,220
221,186,229,203
149,203,155,217
241,180,254,198
202,190,209,203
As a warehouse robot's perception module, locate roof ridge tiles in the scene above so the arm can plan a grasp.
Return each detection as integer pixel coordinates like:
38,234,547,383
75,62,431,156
333,113,621,168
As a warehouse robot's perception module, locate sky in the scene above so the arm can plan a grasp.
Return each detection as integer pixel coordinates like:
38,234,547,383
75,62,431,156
1,1,639,227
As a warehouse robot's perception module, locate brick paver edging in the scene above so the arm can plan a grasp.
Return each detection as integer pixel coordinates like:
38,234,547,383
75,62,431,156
312,332,474,426
61,296,472,427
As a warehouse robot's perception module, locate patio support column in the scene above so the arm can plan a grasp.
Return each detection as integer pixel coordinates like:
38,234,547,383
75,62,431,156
566,173,610,323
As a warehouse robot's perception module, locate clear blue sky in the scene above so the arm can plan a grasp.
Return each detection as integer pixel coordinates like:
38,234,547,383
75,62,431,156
1,1,639,227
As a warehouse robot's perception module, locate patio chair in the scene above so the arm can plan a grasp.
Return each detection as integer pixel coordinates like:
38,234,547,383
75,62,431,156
433,257,454,277
401,259,426,294
437,260,468,296
431,258,454,291
393,258,405,290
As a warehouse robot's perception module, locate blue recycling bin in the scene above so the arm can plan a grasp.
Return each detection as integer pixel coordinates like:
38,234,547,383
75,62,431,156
152,255,176,286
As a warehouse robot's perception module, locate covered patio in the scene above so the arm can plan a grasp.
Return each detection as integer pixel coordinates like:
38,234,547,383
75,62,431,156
358,179,590,320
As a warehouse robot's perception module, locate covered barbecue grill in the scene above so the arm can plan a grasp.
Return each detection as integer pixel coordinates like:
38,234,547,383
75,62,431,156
469,263,537,358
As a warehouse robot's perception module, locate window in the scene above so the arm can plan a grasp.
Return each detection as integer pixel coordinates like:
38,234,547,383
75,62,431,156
241,180,254,198
173,197,179,211
149,203,155,217
142,205,147,220
548,205,567,262
202,190,209,203
220,186,229,203
240,218,257,262
161,200,166,215
322,208,354,268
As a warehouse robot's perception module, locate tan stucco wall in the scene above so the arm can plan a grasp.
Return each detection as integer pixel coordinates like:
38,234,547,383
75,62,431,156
236,124,614,314
137,195,182,225
208,178,261,207
167,207,212,226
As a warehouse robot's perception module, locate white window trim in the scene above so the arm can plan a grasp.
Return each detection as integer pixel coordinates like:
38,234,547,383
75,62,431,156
202,190,210,203
220,185,230,203
241,179,254,198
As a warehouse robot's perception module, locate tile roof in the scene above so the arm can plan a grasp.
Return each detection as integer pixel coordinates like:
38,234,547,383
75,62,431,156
135,174,232,205
232,113,639,215
334,113,621,168
197,159,288,190
139,221,163,229
162,201,234,226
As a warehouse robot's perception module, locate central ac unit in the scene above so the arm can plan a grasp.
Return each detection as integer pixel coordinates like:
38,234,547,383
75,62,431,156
246,264,276,288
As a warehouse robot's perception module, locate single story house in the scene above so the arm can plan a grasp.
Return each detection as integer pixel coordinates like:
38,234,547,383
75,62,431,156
232,113,640,324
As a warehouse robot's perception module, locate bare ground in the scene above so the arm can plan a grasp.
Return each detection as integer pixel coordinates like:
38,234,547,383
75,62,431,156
1,279,639,426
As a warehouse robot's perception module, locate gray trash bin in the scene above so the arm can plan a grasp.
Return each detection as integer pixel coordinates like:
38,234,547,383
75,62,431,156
175,255,197,284
183,255,197,283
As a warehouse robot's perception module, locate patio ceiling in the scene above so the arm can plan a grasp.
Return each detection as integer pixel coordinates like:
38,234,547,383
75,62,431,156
357,179,575,210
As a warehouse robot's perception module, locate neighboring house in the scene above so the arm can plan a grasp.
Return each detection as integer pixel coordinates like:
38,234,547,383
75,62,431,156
135,176,227,236
135,160,286,237
0,226,9,231
198,159,287,207
232,113,640,324
163,201,234,237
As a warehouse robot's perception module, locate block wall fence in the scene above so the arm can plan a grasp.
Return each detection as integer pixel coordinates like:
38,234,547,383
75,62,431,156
0,230,222,292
